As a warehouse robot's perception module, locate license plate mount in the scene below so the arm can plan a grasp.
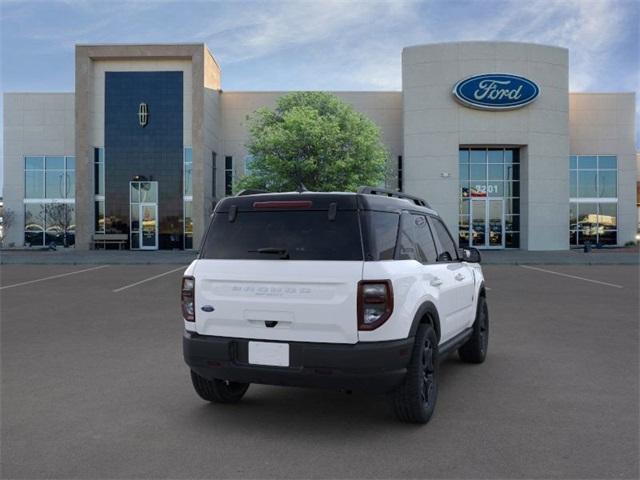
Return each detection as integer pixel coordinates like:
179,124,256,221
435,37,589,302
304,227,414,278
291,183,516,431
248,341,290,367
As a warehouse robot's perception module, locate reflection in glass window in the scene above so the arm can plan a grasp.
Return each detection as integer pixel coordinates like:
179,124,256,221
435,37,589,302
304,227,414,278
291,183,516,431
94,148,105,196
225,156,233,196
95,201,105,233
458,148,520,249
570,155,618,246
24,155,75,246
184,148,193,197
184,200,193,250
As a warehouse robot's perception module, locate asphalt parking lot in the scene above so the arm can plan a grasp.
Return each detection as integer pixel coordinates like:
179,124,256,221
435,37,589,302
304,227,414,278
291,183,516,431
1,263,638,479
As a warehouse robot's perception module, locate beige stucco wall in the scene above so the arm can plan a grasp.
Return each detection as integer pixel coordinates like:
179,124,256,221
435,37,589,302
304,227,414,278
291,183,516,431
402,41,570,250
2,93,75,247
219,91,403,188
569,92,637,244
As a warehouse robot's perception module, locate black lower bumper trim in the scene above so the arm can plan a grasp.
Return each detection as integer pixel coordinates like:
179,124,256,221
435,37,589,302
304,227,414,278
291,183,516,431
183,332,414,393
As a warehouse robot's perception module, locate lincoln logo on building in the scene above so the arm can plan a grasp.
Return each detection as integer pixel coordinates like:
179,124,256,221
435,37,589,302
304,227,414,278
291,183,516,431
453,73,540,110
137,102,149,127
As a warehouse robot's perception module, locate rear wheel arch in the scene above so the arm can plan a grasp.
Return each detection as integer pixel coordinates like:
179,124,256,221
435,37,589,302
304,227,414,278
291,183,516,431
409,302,441,342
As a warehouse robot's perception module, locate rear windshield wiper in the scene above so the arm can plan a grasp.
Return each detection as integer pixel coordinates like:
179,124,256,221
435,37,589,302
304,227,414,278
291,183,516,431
248,247,290,259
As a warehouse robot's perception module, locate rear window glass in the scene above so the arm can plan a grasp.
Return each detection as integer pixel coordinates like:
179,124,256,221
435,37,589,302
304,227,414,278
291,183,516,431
201,210,363,261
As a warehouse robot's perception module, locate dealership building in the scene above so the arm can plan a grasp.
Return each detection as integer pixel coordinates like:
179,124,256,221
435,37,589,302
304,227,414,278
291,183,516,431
2,41,638,250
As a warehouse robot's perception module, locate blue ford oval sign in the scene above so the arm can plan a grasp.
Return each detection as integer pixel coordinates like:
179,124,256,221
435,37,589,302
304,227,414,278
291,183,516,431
453,73,540,110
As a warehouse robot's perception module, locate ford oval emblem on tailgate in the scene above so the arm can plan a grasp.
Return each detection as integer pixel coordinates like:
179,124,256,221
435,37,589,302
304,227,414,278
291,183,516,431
201,305,215,312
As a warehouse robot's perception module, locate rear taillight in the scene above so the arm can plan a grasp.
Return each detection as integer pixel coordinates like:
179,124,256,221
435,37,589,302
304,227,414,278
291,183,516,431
181,276,195,322
357,280,393,330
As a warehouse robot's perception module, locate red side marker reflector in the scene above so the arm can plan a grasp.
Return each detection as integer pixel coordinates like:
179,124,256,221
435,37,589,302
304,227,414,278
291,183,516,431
253,200,313,209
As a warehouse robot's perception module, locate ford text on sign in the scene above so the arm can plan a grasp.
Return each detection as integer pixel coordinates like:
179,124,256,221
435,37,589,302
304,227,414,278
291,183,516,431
453,74,540,110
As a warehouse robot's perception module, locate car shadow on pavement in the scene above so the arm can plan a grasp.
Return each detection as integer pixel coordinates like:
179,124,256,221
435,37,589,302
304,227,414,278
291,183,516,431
179,355,472,434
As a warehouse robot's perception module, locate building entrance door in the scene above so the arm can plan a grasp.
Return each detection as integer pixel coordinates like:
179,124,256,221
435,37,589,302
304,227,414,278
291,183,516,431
470,198,505,249
139,203,158,249
130,181,158,250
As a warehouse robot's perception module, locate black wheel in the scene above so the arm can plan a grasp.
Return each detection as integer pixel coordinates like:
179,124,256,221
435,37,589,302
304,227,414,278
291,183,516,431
389,323,438,424
458,295,489,364
190,370,249,404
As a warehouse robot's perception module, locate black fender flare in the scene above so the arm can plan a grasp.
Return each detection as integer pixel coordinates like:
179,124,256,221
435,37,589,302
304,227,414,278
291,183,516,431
408,301,442,341
478,281,486,299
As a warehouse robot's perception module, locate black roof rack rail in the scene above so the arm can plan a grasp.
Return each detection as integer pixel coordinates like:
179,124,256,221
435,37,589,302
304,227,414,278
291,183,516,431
236,189,268,196
357,186,431,208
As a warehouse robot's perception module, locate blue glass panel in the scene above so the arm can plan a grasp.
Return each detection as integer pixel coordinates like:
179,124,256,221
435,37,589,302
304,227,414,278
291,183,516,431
578,155,597,169
66,156,75,170
598,171,617,198
598,155,617,169
469,150,486,164
45,156,65,170
25,171,44,198
45,170,65,198
578,171,597,197
25,156,44,170
569,155,577,169
487,150,503,163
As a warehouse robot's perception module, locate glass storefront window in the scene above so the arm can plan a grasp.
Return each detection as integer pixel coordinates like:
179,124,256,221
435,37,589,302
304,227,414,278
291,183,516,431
95,201,105,233
24,156,75,246
598,170,617,198
458,148,520,249
487,150,503,163
140,182,157,203
184,200,193,250
578,155,597,169
570,155,618,246
577,171,597,197
45,156,65,170
469,150,486,163
45,170,65,198
94,148,105,196
25,171,44,198
184,148,193,196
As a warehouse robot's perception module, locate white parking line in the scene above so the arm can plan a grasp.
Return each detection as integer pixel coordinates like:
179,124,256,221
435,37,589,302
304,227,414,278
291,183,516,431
519,265,623,289
0,265,109,290
112,266,186,293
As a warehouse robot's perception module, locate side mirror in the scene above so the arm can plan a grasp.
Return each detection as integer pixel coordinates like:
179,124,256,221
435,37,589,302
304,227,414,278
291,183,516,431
461,247,481,263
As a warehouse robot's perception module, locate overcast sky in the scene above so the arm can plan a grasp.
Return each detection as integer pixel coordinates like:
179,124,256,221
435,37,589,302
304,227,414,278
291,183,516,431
1,0,638,191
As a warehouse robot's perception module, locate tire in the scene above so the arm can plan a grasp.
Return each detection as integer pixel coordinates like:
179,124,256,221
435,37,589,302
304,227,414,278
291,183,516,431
458,295,489,364
190,370,250,404
389,323,439,424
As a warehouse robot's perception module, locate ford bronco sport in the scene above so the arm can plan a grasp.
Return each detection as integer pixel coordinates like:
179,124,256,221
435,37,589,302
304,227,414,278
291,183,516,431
182,187,488,423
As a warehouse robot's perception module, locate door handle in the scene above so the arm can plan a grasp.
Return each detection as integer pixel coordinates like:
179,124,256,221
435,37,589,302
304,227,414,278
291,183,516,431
455,273,466,281
430,277,443,287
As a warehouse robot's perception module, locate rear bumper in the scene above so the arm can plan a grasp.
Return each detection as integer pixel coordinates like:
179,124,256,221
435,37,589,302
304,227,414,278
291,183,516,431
183,331,414,393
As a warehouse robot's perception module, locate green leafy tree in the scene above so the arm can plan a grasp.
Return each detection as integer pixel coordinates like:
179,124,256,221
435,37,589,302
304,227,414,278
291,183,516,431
237,92,389,192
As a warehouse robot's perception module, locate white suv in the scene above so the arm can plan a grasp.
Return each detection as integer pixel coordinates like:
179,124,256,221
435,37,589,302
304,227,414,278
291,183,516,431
182,187,488,423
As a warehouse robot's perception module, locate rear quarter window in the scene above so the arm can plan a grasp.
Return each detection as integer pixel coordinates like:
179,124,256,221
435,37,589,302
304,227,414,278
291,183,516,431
201,210,363,261
361,211,400,261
